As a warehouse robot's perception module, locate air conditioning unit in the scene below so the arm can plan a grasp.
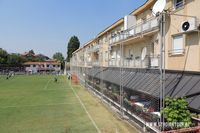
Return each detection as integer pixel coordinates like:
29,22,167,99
181,18,197,32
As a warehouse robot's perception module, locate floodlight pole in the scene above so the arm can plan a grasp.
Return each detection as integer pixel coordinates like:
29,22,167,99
70,58,72,86
76,54,78,83
159,12,166,131
120,42,122,116
101,43,104,101
158,12,197,131
84,50,87,88
120,42,124,117
99,42,103,101
92,52,94,91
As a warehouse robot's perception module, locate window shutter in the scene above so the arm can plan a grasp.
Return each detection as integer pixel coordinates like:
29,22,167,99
172,35,183,54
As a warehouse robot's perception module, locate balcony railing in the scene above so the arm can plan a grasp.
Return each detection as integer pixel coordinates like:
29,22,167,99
93,61,100,66
78,62,84,66
109,17,159,45
84,61,100,66
109,59,121,67
87,45,100,53
168,49,185,56
109,55,160,68
86,62,92,66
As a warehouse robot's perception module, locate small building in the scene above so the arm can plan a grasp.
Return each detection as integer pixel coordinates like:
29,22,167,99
24,60,61,74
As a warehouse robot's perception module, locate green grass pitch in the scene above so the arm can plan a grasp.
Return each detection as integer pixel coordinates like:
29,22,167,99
0,75,138,133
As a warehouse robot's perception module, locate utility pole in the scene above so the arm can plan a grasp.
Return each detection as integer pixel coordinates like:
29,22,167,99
120,42,124,117
159,12,166,131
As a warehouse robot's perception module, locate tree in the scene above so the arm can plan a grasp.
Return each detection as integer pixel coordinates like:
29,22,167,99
67,36,80,62
36,54,49,61
53,52,64,62
0,48,8,64
29,49,35,55
162,97,192,129
7,54,23,66
21,49,36,62
53,52,64,69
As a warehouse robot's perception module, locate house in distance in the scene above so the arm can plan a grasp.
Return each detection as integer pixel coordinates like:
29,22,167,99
24,60,61,74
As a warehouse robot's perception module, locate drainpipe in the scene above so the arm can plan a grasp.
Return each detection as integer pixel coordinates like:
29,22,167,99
199,30,200,70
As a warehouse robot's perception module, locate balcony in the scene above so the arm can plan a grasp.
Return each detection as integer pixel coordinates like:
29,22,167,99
85,61,100,67
87,45,100,53
109,59,121,67
78,62,85,66
93,61,100,66
70,60,76,66
109,17,159,45
86,62,92,67
109,55,160,68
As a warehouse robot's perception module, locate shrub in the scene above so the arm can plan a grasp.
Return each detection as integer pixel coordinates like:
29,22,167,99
162,97,192,129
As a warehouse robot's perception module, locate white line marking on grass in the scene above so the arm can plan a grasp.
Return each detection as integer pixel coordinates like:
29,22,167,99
68,81,101,133
0,102,80,109
43,79,52,90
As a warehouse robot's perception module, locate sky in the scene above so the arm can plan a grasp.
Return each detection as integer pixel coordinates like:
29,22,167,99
0,0,146,58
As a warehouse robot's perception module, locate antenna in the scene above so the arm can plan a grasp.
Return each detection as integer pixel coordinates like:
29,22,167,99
152,0,166,16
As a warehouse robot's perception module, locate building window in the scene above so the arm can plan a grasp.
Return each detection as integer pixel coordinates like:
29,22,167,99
174,0,184,9
53,65,55,67
33,65,36,67
170,35,184,55
47,65,49,68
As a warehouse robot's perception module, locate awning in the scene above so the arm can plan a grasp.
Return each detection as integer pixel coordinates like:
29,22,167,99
85,67,200,112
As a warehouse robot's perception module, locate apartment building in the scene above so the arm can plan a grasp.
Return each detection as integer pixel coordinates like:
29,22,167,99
73,0,200,70
71,0,200,132
165,0,200,71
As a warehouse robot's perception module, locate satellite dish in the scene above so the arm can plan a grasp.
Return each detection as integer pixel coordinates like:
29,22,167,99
141,47,147,60
152,0,166,16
